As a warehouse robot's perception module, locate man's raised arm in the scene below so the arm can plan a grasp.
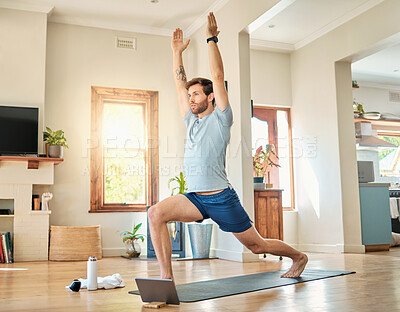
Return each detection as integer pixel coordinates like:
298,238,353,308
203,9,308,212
207,12,229,112
171,28,190,118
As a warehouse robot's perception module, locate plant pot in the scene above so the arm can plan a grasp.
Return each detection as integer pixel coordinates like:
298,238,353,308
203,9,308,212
124,239,141,258
188,223,212,259
253,177,264,183
254,176,266,189
167,221,177,239
48,145,63,158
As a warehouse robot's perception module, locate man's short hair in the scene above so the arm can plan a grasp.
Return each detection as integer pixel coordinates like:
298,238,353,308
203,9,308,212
185,77,215,105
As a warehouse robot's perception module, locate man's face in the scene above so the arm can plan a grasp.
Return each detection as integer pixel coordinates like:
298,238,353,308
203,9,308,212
188,84,211,115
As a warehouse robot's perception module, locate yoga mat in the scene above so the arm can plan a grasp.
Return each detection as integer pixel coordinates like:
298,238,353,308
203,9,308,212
129,269,355,302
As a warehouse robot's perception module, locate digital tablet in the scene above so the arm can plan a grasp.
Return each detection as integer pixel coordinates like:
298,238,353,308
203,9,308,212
134,278,180,305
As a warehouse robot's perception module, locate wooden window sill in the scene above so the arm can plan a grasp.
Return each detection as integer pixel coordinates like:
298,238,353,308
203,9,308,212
89,205,148,213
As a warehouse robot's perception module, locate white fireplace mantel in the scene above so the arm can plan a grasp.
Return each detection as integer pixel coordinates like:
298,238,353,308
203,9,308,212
0,157,62,261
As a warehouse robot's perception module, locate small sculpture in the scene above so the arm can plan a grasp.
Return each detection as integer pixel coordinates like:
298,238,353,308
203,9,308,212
41,192,53,211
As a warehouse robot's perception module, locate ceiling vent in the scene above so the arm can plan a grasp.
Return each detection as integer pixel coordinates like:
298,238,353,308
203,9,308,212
389,91,400,103
116,37,136,50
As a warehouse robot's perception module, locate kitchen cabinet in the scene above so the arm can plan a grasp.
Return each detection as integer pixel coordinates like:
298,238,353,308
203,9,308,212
254,189,283,240
359,183,392,251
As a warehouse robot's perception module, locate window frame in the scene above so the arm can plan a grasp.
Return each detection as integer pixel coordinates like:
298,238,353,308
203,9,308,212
376,130,400,177
253,105,295,210
90,86,159,213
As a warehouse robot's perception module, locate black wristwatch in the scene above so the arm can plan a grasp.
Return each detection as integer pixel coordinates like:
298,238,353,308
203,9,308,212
207,36,218,44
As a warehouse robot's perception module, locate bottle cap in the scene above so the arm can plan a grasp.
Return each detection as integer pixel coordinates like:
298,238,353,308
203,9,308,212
88,256,97,261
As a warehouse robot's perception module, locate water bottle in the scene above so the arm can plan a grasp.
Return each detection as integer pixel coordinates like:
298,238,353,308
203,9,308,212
87,256,98,290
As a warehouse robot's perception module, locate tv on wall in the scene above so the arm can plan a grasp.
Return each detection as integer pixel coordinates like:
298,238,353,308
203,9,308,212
0,105,39,155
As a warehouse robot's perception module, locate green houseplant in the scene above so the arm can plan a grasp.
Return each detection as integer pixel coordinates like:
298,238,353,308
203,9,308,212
253,144,280,187
43,127,69,158
168,172,213,259
120,223,146,258
168,171,188,196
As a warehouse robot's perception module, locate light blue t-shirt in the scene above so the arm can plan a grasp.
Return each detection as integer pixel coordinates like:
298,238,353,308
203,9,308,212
183,104,233,192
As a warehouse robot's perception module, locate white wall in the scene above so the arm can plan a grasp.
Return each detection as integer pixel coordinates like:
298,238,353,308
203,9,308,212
188,0,283,261
353,85,400,184
7,0,400,260
0,8,47,153
44,22,186,256
353,85,400,116
291,0,400,253
250,49,292,107
249,48,297,244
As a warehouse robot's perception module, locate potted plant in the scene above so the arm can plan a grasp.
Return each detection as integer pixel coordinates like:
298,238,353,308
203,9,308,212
43,127,69,158
168,172,213,259
167,172,188,239
253,144,280,187
168,171,188,196
353,99,365,118
121,223,146,258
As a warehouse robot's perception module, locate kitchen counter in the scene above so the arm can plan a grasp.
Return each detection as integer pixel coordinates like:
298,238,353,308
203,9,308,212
358,183,392,251
359,182,390,187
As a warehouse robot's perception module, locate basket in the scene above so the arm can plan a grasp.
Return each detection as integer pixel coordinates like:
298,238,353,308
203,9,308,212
49,225,102,261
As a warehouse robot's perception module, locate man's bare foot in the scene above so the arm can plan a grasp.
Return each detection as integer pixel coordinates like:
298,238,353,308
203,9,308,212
281,253,308,278
161,274,174,280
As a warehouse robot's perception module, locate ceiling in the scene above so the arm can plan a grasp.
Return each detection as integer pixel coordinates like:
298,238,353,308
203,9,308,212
1,0,399,86
351,43,400,87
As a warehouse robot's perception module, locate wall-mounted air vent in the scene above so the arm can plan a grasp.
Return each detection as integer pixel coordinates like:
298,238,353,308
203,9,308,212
389,91,400,103
116,37,136,50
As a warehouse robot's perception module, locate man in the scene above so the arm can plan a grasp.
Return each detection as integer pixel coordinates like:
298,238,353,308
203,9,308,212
148,12,308,280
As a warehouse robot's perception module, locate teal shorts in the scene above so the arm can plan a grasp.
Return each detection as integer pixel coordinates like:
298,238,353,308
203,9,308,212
183,186,253,233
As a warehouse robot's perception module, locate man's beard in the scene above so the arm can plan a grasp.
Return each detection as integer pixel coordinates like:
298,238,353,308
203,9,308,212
190,99,208,115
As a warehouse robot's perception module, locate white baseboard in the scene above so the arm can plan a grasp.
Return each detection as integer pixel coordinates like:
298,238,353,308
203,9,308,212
298,244,342,254
102,248,146,257
211,248,259,262
339,244,366,254
298,243,365,254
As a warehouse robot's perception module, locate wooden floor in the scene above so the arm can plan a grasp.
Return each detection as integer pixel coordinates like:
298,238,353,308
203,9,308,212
1,248,400,311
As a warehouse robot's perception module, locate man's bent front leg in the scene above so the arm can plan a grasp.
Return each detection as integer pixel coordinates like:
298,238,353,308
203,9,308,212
147,209,174,279
147,194,203,280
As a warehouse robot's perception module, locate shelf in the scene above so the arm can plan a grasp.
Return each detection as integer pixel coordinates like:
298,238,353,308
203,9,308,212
0,156,63,169
354,118,400,132
0,215,14,218
29,210,51,215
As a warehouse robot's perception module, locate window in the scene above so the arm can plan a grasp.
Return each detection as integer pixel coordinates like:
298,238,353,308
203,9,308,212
252,106,295,210
90,86,158,212
377,133,400,178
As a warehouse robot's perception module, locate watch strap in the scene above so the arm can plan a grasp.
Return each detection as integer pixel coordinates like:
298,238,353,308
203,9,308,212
207,36,218,44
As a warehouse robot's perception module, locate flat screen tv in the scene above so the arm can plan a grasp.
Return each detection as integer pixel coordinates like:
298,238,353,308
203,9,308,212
0,105,39,155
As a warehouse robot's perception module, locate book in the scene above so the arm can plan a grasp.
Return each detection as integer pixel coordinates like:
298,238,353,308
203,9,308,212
0,234,4,263
1,233,9,263
5,232,13,263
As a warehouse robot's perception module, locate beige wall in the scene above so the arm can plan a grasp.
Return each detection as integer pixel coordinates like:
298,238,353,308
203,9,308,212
291,0,400,252
188,0,282,261
249,48,298,244
250,49,292,106
0,8,47,152
353,85,400,115
6,0,400,259
45,22,186,256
